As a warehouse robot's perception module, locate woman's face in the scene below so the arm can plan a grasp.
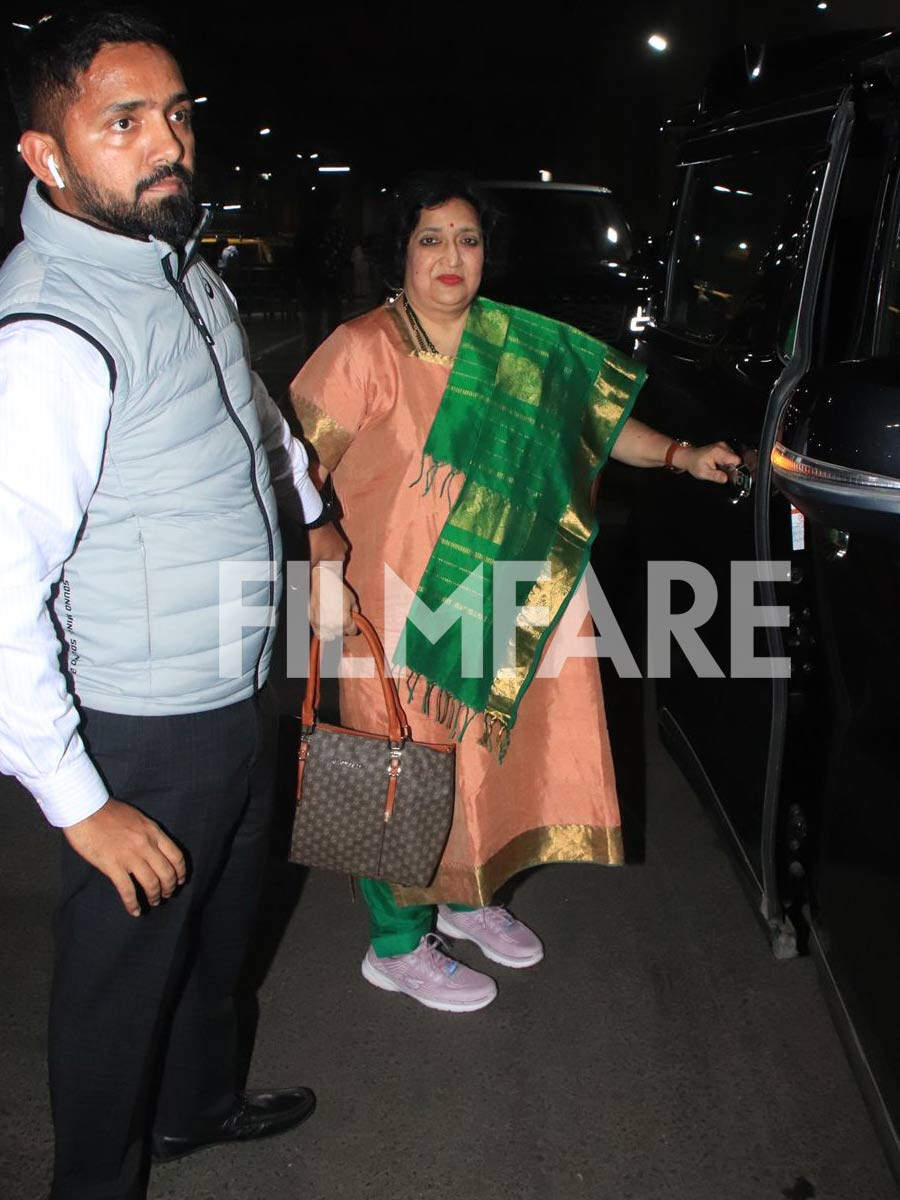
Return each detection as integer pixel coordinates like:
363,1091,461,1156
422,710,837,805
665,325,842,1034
404,197,484,317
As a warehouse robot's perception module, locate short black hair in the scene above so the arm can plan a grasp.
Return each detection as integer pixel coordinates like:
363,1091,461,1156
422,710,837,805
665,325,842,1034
383,171,498,288
8,5,177,136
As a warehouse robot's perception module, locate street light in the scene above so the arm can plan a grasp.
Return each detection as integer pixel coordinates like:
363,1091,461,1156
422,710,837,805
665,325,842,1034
647,34,668,53
259,127,271,136
318,165,351,173
194,96,208,104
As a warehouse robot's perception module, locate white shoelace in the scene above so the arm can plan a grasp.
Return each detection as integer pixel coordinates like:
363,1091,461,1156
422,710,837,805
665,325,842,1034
417,933,460,976
477,906,516,930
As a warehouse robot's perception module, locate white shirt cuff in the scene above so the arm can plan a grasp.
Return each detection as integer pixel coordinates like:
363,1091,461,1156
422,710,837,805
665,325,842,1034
27,749,110,828
298,474,324,524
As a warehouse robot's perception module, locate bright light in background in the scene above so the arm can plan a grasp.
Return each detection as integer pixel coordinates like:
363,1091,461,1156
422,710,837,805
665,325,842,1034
714,184,731,193
222,204,241,211
647,34,668,53
539,168,552,182
296,153,304,159
260,172,272,180
310,153,319,160
234,165,241,172
258,127,271,136
12,21,32,30
738,242,749,250
751,65,761,78
736,189,753,196
607,226,619,244
380,187,387,193
318,165,351,173
817,2,827,9
194,96,208,104
630,305,651,334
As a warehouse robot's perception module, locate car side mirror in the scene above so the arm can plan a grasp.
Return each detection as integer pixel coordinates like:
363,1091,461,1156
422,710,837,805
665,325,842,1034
773,360,900,540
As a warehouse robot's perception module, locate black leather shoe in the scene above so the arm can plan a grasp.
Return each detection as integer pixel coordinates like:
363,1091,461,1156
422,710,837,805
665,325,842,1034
151,1087,316,1163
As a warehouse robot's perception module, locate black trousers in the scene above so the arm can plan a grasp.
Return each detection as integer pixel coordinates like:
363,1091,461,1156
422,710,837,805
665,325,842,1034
48,692,276,1200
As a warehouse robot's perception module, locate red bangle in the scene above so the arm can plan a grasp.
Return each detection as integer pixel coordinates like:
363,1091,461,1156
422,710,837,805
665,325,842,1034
665,439,691,472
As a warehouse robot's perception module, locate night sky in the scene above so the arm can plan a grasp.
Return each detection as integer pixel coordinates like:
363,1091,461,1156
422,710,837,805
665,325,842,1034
3,0,899,240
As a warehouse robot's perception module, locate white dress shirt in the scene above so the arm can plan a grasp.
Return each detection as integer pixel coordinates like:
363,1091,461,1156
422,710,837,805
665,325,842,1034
0,320,321,828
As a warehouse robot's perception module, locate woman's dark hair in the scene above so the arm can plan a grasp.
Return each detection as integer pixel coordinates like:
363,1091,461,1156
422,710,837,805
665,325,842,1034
383,171,498,288
7,5,177,135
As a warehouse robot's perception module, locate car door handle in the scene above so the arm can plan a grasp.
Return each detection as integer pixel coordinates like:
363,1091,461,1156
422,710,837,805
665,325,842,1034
722,447,757,504
725,462,754,504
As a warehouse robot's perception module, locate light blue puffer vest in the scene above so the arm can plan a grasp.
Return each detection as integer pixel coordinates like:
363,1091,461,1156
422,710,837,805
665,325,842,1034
0,181,282,714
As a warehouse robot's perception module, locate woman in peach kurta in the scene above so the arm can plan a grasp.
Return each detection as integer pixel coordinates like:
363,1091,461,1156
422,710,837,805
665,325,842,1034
290,174,737,1013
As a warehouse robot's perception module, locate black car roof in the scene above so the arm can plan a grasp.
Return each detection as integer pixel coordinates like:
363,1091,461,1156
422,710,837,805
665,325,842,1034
682,29,900,134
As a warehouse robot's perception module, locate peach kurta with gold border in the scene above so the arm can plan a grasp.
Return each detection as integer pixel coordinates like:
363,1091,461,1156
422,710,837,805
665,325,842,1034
290,301,622,906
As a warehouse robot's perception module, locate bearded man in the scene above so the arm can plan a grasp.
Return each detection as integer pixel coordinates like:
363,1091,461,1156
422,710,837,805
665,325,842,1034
0,9,353,1198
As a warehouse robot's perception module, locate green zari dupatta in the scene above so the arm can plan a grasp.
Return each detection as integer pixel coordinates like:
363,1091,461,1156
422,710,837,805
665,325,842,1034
399,297,646,757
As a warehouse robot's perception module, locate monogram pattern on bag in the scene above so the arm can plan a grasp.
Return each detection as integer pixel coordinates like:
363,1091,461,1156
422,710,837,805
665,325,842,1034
290,724,455,886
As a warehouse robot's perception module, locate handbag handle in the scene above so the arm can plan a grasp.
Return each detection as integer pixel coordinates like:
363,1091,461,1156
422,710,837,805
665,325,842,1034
302,612,411,743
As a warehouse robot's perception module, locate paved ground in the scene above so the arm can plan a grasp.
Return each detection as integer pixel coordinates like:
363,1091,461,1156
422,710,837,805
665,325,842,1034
2,675,897,1199
0,312,896,1199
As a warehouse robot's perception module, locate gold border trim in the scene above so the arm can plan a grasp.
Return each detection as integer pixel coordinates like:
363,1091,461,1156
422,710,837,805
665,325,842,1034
291,395,353,473
392,822,624,908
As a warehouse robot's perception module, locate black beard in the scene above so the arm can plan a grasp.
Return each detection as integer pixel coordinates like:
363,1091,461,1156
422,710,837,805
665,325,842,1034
66,162,199,247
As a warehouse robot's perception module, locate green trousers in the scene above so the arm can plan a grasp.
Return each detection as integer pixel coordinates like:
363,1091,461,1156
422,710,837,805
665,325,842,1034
359,878,475,957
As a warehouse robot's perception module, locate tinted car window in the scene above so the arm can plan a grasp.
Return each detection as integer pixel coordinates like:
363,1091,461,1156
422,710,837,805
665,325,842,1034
487,188,633,271
877,178,900,357
667,149,825,340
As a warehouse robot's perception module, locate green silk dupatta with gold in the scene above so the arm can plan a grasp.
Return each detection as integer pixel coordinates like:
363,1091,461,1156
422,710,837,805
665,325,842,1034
399,297,646,754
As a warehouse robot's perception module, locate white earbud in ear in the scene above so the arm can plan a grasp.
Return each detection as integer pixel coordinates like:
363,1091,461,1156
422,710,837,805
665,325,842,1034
47,154,65,189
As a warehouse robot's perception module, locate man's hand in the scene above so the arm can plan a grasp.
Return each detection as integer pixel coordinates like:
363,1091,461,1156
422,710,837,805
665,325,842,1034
63,797,187,917
308,521,347,570
310,560,359,641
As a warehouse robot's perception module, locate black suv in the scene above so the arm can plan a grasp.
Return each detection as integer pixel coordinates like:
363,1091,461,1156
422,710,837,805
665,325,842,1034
481,181,647,348
633,30,900,1177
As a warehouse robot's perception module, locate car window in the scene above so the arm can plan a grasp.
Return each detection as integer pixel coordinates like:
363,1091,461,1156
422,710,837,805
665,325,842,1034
487,189,632,269
876,175,900,357
773,165,826,362
666,149,826,341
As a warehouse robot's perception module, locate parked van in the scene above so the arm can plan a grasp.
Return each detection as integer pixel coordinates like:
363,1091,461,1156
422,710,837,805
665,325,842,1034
633,29,900,1178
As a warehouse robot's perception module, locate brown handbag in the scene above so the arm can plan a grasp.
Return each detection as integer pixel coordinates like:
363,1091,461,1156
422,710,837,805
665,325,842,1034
289,613,456,886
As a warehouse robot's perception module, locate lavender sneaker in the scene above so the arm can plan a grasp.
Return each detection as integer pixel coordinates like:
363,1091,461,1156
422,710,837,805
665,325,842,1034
361,934,497,1012
436,905,544,968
